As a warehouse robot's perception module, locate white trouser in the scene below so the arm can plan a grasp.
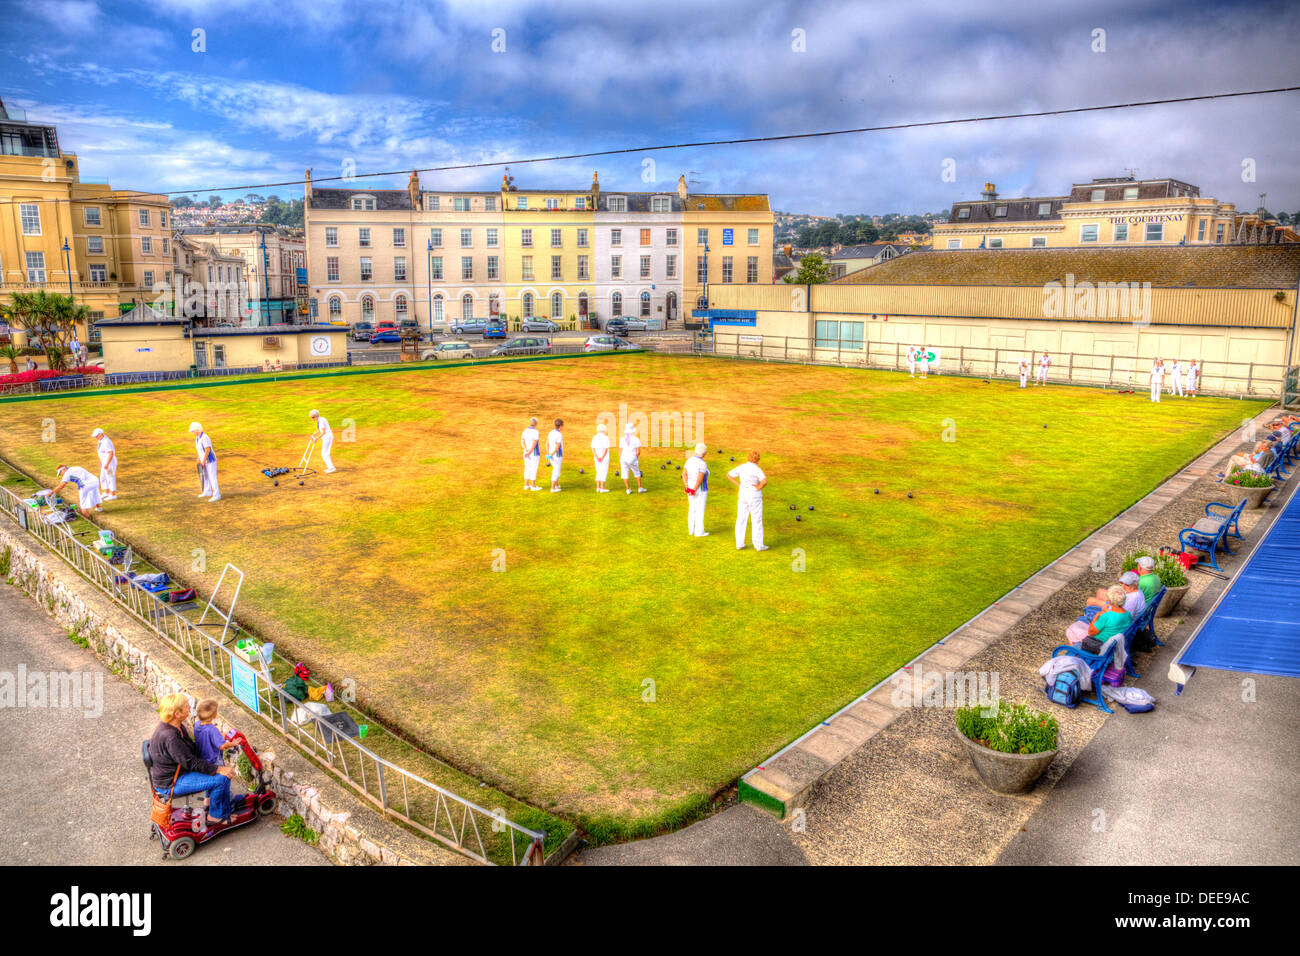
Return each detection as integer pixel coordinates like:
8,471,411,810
202,460,221,498
1037,367,1048,383
907,360,915,376
1150,380,1161,402
736,494,763,548
551,456,562,483
919,361,929,376
98,457,116,494
320,434,334,470
1019,371,1027,387
76,479,102,511
595,457,609,482
688,489,708,535
523,455,539,482
1187,374,1197,395
1171,377,1183,396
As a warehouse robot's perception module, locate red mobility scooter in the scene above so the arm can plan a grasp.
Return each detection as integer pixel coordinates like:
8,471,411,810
142,731,278,860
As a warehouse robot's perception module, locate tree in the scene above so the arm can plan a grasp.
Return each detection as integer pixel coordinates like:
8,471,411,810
4,290,89,354
208,194,222,207
784,253,831,284
258,197,304,227
0,344,18,375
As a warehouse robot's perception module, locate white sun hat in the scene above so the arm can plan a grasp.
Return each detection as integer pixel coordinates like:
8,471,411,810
188,422,202,432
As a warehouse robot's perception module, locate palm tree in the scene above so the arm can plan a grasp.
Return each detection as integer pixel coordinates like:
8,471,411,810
5,289,87,353
0,345,19,375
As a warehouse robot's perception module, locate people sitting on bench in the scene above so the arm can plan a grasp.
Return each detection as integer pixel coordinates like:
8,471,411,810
1134,556,1162,602
1223,440,1273,480
1069,570,1146,638
1065,585,1132,647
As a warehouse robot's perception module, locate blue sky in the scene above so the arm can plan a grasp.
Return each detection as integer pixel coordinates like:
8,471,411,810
3,0,1298,215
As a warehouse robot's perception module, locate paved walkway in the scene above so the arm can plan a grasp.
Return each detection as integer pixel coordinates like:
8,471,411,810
0,583,328,866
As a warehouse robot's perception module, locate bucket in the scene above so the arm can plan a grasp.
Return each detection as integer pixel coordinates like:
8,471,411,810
358,725,368,739
262,643,274,663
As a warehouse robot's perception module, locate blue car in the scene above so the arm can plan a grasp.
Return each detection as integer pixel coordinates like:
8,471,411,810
451,319,488,335
370,328,402,344
483,322,507,339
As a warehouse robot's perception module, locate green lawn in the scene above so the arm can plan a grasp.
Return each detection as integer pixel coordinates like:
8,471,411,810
0,354,1265,837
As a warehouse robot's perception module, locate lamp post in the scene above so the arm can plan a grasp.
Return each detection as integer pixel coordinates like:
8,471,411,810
427,234,433,341
62,236,77,349
259,229,270,327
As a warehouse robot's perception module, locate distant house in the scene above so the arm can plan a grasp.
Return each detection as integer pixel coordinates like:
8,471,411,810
773,246,796,282
825,242,916,279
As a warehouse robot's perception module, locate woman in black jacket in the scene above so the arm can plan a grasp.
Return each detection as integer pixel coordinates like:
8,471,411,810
149,693,238,827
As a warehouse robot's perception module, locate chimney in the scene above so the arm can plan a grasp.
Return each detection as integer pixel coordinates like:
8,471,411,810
783,244,792,257
981,182,997,200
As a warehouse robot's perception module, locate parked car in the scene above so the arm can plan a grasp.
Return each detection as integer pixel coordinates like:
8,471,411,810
370,322,401,344
421,341,476,361
451,319,488,335
614,338,646,351
623,316,649,332
483,321,507,339
351,322,374,342
490,337,551,357
399,318,419,334
521,318,559,333
584,335,619,352
605,317,629,336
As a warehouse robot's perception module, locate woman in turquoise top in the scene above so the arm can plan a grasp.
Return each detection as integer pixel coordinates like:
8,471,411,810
1087,585,1132,644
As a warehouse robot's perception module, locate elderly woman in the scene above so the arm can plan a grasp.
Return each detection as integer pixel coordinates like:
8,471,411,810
1065,585,1132,652
149,693,239,828
1224,440,1274,480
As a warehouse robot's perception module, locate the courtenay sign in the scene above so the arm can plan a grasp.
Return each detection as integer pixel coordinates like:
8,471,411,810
1107,213,1185,224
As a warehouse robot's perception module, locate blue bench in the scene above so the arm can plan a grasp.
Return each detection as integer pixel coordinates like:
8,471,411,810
1179,499,1246,572
1265,441,1291,481
1051,641,1117,713
1122,585,1166,678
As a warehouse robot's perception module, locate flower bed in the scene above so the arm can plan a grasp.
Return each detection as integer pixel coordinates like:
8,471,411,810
0,366,103,388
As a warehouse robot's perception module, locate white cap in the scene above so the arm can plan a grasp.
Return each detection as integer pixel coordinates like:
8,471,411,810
91,427,104,437
309,409,319,418
1136,555,1155,570
694,443,707,455
596,423,607,433
625,423,636,433
188,422,202,433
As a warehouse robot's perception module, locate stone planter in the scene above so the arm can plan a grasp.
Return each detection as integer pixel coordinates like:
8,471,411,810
1155,583,1190,618
954,725,1057,795
1232,482,1277,510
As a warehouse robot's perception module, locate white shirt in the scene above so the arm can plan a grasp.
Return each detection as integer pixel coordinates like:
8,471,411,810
1123,588,1146,618
919,347,929,363
591,433,610,459
1170,361,1181,376
62,466,96,488
683,455,709,491
728,462,766,497
1019,361,1029,375
547,429,564,456
521,426,540,457
1040,355,1051,368
1187,364,1199,381
1150,363,1163,382
195,432,215,463
907,347,917,361
97,436,115,464
315,416,332,440
620,433,641,461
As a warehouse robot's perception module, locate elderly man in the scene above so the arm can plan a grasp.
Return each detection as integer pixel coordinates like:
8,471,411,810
682,442,710,536
520,417,542,491
1035,351,1051,386
92,427,117,500
546,419,565,492
309,409,336,473
50,464,103,518
1135,555,1161,603
1067,571,1146,644
1186,359,1201,397
1224,440,1275,480
591,423,611,492
189,421,221,502
1148,358,1165,403
727,450,769,551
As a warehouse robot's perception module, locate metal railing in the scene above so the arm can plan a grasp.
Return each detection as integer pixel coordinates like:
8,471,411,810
705,333,1291,400
0,482,547,866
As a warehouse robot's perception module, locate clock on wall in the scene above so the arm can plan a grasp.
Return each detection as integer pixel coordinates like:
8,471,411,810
310,335,331,356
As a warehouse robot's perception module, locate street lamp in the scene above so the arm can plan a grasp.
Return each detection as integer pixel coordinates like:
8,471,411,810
427,234,433,341
62,236,77,350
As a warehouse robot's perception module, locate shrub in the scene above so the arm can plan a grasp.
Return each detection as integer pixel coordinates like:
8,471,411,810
1223,470,1273,488
955,699,1058,755
279,812,319,844
1122,549,1187,588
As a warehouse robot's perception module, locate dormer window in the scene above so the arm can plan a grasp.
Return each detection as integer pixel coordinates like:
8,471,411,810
956,207,970,219
608,196,627,212
651,197,670,212
351,195,377,210
1090,189,1105,202
517,196,528,209
1038,202,1052,216
1123,186,1139,200
994,205,1008,217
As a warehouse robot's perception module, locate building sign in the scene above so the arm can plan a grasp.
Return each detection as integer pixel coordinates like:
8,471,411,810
692,308,757,326
1107,213,1185,225
230,655,260,714
310,335,332,357
739,334,763,345
722,228,734,245
263,336,281,349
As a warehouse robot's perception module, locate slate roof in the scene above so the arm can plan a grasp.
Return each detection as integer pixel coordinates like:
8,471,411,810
828,243,914,260
947,197,1066,224
95,303,187,326
308,188,414,211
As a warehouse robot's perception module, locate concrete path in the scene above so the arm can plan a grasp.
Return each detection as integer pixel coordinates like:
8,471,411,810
0,583,328,866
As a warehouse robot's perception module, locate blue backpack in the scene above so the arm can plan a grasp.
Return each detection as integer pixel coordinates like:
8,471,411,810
1047,671,1080,709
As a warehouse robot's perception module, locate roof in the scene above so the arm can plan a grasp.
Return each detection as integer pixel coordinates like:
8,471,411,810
1067,178,1200,202
828,243,913,260
684,195,770,212
191,324,342,337
307,188,413,211
596,193,683,212
948,197,1066,224
95,303,187,326
833,245,1300,289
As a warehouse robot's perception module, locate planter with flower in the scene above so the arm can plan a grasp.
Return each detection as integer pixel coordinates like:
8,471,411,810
1222,469,1276,509
954,699,1058,794
1123,549,1190,617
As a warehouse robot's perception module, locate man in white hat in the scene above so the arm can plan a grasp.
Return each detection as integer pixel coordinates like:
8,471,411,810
1186,359,1201,398
92,427,117,500
619,422,647,494
189,422,221,502
520,417,541,491
906,345,918,378
682,442,710,536
1168,358,1184,397
591,422,611,492
309,409,335,473
726,450,769,551
546,418,565,492
1018,357,1029,388
50,464,102,518
1036,350,1051,386
1148,357,1164,403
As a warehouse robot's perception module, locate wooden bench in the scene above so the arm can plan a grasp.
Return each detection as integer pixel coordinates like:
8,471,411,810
1179,499,1246,572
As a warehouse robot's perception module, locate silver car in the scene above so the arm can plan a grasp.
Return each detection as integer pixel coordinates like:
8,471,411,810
520,318,559,332
583,335,619,353
623,316,649,332
421,341,476,360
